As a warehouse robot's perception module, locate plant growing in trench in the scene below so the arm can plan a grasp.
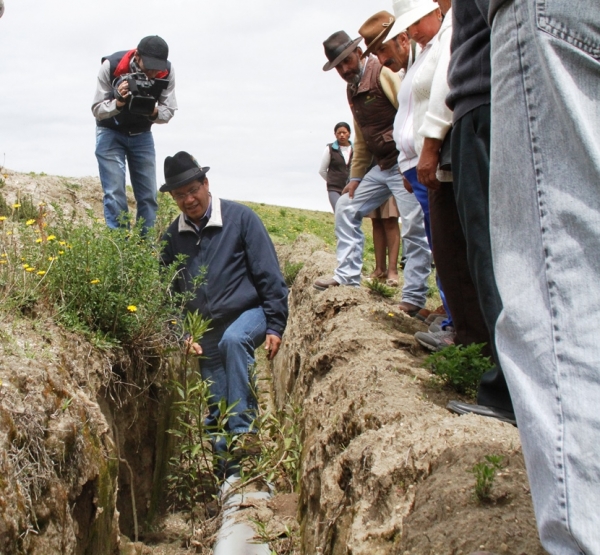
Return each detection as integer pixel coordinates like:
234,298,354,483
471,454,505,502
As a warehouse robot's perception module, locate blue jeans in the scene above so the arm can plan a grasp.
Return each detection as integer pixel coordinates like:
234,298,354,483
95,127,158,232
490,1,600,552
334,165,431,307
199,307,267,436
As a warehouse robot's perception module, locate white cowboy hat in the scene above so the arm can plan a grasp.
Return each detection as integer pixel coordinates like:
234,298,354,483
391,0,438,32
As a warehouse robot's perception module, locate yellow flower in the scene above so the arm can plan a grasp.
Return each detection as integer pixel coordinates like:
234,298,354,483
58,241,66,246
90,279,100,284
46,235,56,241
0,260,6,265
58,250,65,255
0,216,6,221
35,238,42,243
22,264,29,269
12,204,21,209
48,256,56,261
25,219,36,226
37,270,46,276
1,253,6,257
170,320,177,325
38,202,46,207
127,305,138,312
6,232,12,236
25,267,35,272
388,312,394,317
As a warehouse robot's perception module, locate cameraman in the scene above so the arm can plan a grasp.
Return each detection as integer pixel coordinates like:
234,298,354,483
92,35,177,232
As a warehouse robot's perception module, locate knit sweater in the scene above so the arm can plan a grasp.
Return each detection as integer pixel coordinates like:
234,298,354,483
446,0,491,122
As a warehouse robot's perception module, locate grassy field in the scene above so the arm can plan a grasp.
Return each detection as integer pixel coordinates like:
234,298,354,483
243,201,378,273
243,201,440,306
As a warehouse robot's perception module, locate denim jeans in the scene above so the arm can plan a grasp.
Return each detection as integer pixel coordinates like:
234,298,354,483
403,167,451,323
333,165,431,307
490,1,600,553
95,127,158,232
199,307,266,436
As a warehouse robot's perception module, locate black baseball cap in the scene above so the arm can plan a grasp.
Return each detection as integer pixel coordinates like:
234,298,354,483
137,35,169,71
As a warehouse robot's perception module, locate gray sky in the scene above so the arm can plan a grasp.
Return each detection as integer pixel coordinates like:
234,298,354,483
0,0,393,212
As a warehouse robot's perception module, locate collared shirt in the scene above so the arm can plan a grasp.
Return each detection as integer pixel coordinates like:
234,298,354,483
183,199,212,234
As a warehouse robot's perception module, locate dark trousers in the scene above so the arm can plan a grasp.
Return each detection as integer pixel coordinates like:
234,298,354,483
449,105,513,413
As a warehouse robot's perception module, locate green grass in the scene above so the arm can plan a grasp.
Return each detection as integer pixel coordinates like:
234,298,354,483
242,202,376,270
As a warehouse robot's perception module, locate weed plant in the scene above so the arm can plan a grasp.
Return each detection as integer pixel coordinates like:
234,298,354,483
0,199,187,351
283,260,304,287
471,454,504,502
363,277,396,298
424,343,494,398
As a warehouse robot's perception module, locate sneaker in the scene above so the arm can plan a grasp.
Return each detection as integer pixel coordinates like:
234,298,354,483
428,317,447,333
414,329,456,352
424,306,448,324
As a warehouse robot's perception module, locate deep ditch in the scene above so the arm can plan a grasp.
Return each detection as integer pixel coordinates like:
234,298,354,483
0,170,545,553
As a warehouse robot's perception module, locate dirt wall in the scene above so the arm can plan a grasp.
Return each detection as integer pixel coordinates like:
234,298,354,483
273,235,545,555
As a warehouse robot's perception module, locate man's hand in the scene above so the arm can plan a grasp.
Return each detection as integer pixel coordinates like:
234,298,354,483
265,334,282,360
115,80,130,108
342,180,360,199
417,137,443,190
185,337,203,356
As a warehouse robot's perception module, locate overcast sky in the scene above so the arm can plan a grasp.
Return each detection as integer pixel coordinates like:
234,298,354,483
0,0,395,212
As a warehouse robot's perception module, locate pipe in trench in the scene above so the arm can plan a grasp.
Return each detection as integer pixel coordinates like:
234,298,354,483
213,475,272,555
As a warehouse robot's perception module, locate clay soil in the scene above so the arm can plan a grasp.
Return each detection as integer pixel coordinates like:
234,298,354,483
0,170,545,554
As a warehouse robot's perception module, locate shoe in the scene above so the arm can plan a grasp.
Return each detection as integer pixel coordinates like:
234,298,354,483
447,400,517,426
313,277,340,291
421,305,448,324
428,317,447,333
415,329,456,352
398,301,422,317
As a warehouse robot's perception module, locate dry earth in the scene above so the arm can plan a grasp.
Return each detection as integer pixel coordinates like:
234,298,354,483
0,170,545,554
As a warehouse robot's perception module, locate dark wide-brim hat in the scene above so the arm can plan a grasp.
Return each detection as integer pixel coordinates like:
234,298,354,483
322,31,363,71
160,151,210,193
137,35,169,71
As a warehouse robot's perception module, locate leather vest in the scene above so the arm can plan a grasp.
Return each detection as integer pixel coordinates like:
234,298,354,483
96,50,171,135
347,57,398,170
326,143,352,193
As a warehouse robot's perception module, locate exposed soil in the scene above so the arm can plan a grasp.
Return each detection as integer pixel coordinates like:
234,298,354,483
0,170,545,554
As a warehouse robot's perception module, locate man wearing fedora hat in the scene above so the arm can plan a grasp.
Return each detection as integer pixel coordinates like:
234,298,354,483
92,35,177,234
160,151,288,466
359,10,417,76
315,30,431,317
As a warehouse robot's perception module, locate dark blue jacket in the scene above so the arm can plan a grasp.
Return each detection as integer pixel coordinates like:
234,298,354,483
161,197,288,335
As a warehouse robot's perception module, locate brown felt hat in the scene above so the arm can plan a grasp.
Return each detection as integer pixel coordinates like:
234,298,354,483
359,11,397,58
322,30,363,71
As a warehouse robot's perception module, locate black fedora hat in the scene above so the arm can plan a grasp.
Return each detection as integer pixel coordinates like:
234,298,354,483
322,31,363,71
160,151,210,193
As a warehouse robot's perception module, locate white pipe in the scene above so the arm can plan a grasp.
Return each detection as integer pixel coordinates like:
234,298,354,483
213,475,272,555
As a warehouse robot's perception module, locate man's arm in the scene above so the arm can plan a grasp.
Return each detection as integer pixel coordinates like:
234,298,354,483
242,209,289,340
91,61,121,120
348,120,373,181
153,65,177,124
380,66,401,109
417,24,453,188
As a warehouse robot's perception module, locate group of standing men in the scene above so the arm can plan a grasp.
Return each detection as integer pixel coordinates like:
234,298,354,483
315,0,600,554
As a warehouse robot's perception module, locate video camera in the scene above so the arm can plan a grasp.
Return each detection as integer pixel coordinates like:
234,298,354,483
114,72,169,116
